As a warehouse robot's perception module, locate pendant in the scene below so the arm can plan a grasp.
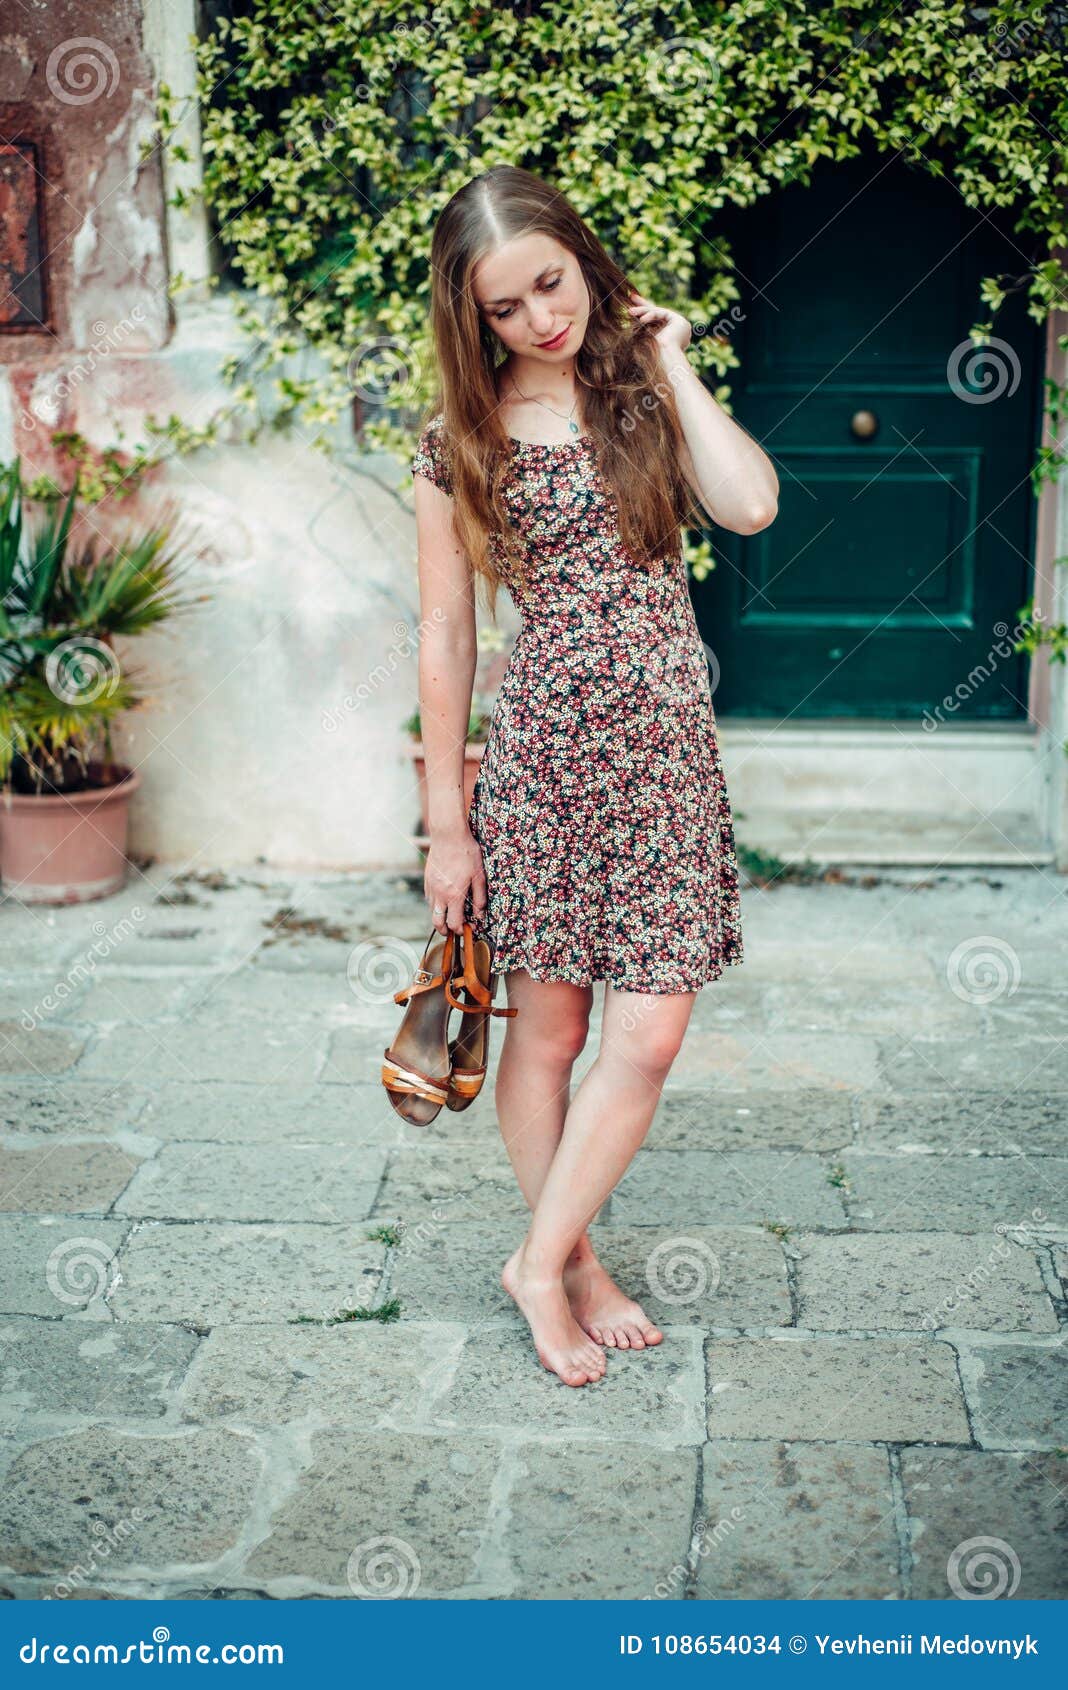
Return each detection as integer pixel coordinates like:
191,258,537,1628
568,419,578,433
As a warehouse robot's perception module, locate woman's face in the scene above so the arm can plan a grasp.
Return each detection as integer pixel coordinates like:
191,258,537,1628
472,232,589,362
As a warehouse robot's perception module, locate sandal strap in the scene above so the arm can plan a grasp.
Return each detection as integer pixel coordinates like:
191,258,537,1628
444,921,517,1017
393,931,456,1004
382,1047,451,1104
449,1068,486,1095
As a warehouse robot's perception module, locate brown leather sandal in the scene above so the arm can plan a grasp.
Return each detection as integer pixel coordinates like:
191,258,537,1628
443,919,517,1110
381,928,457,1125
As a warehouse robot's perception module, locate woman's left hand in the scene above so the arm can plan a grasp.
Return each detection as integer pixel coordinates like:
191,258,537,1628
626,288,691,355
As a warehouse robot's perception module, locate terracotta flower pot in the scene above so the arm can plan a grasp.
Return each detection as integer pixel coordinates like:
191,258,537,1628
0,764,141,905
408,739,485,838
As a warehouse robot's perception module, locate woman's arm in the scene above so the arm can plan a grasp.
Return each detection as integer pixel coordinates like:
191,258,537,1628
662,343,779,535
626,289,779,535
413,473,487,932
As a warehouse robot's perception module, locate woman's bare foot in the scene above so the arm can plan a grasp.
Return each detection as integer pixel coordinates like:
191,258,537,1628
501,1245,607,1387
563,1250,663,1349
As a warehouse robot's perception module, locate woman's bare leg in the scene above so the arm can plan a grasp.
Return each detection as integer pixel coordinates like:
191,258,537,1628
493,968,675,1364
493,969,606,1386
501,980,699,1383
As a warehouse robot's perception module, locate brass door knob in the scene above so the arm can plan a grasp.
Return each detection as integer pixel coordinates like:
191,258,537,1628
851,409,879,439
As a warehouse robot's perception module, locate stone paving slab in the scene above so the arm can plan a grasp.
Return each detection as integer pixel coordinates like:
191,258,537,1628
136,1082,390,1146
114,1143,386,1223
57,976,197,1025
387,1220,791,1329
179,1323,457,1428
0,1081,146,1137
878,1034,1068,1091
109,1223,387,1326
705,1335,969,1444
954,1337,1068,1450
648,1088,854,1151
722,942,938,985
0,1143,140,1213
0,1318,199,1419
696,1441,900,1600
0,1023,85,1075
899,1447,1066,1599
841,1152,1067,1233
667,1030,881,1090
427,1325,705,1446
0,1426,260,1578
1,865,1065,1600
78,1021,326,1085
502,1442,699,1599
580,1224,792,1330
611,1150,848,1228
764,981,982,1035
178,969,379,1026
322,1024,408,1085
243,1431,498,1595
0,1216,131,1317
370,1145,534,1222
795,1233,1059,1333
854,1090,1068,1154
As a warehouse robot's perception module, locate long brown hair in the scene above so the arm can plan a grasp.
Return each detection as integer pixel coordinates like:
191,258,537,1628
418,165,702,618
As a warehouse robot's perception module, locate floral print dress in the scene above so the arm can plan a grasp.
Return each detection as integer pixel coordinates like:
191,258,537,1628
411,413,744,994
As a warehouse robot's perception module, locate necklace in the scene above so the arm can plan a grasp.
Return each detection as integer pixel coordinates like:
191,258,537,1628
505,374,581,434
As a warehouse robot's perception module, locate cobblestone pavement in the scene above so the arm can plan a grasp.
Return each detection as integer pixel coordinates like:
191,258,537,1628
0,862,1065,1600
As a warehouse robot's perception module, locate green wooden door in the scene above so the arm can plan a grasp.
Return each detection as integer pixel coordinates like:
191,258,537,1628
694,143,1044,720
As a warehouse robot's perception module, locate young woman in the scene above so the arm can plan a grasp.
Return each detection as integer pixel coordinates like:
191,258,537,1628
410,164,778,1389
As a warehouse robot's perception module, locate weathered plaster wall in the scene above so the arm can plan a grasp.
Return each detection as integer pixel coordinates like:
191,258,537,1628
0,1,442,871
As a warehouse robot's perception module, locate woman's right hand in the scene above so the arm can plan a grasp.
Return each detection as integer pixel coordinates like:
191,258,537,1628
424,825,487,936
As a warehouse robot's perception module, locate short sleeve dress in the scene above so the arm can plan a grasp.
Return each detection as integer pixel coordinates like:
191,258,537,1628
411,412,744,995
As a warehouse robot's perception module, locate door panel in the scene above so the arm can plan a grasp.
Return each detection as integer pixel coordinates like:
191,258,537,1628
695,143,1043,720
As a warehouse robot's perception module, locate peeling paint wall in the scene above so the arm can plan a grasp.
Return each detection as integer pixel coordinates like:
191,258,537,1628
0,1,436,871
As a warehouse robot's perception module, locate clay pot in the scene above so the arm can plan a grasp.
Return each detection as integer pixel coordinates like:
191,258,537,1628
0,764,140,904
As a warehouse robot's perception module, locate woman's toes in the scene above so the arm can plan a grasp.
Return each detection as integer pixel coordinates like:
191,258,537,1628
623,1323,646,1348
643,1324,663,1345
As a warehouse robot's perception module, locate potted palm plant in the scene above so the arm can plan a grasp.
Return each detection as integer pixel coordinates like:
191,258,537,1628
0,460,206,904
